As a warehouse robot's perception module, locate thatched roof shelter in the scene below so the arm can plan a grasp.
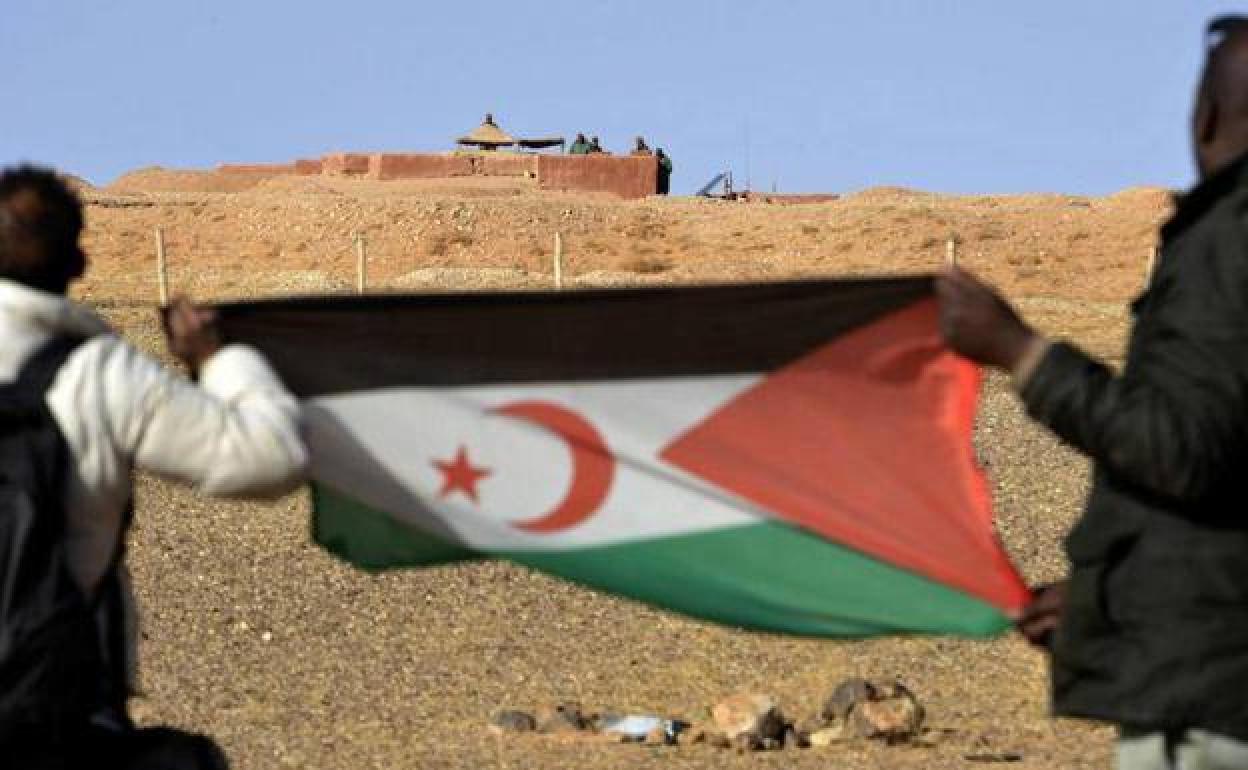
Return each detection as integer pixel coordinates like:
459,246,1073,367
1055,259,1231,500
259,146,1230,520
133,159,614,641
456,114,564,151
456,115,515,149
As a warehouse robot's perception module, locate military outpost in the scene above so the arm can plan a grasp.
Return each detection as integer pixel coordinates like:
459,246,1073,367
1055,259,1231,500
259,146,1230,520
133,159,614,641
216,114,664,200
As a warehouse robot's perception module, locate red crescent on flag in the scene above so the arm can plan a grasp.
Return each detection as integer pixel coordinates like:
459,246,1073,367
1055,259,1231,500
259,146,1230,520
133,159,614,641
494,401,615,533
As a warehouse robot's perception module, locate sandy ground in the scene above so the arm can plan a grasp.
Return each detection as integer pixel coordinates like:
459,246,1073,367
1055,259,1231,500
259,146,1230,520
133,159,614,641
76,170,1171,768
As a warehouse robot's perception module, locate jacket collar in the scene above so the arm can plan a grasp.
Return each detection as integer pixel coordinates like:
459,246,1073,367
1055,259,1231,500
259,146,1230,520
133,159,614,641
0,279,111,339
1162,152,1248,242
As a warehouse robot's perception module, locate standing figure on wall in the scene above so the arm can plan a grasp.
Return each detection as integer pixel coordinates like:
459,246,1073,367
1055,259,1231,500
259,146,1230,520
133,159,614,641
656,148,673,195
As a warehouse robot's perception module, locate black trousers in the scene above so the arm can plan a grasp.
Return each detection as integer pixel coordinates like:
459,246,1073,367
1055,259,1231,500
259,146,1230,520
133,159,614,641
5,725,228,770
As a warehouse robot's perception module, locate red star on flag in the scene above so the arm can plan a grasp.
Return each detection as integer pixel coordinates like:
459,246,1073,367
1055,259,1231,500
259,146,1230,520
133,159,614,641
432,445,491,503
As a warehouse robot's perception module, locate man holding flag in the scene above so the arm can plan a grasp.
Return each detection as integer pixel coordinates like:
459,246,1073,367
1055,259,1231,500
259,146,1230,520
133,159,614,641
0,166,307,768
938,15,1248,769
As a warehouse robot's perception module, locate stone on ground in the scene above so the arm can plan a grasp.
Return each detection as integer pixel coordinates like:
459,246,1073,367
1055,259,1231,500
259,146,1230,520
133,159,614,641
821,677,876,722
851,682,924,741
535,702,589,734
490,710,537,733
710,693,786,748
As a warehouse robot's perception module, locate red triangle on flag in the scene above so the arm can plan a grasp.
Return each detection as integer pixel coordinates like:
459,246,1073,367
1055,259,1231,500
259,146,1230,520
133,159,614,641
660,298,1029,613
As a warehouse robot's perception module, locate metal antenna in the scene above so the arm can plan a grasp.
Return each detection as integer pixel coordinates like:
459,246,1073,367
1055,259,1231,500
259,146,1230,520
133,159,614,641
744,117,752,193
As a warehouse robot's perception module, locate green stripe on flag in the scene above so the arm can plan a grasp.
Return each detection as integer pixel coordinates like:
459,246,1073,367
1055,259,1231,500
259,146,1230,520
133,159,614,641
310,483,1010,638
311,483,479,566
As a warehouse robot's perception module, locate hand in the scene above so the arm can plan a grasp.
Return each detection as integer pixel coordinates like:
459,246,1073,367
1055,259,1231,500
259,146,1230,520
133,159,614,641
935,266,1039,371
1016,581,1066,650
163,296,222,374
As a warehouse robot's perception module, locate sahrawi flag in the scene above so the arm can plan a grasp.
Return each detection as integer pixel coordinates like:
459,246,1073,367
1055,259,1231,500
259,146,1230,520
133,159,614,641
216,277,1029,637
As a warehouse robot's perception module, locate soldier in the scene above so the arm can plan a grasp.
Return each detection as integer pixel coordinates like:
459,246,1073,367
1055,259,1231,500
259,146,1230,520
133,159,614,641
631,136,654,156
656,148,673,195
568,133,590,155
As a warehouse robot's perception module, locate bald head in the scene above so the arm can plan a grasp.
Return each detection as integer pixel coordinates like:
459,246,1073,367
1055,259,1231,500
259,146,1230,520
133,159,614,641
1194,20,1248,177
0,166,86,294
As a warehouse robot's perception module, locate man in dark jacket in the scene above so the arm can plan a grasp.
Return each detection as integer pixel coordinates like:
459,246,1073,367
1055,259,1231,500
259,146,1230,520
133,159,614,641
938,16,1248,769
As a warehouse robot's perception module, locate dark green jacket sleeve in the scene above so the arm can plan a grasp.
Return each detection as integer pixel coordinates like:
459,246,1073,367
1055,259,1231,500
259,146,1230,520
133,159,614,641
1021,214,1248,504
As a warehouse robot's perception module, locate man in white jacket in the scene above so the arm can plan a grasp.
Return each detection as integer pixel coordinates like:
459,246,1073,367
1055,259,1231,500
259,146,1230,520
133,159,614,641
0,165,307,768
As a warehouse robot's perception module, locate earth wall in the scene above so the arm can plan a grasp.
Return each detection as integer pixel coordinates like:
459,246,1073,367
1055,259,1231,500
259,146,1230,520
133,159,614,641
536,155,657,199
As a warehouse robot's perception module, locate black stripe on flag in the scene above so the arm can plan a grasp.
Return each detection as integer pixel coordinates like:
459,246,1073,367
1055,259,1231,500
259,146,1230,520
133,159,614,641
214,277,932,396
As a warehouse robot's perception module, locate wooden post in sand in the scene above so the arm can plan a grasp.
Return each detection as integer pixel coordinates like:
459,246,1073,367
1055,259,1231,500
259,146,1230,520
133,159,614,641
945,235,958,268
354,232,367,294
553,231,564,290
154,226,169,305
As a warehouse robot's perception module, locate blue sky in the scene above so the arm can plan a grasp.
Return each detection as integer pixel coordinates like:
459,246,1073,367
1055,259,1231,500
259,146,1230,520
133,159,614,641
0,1,1237,194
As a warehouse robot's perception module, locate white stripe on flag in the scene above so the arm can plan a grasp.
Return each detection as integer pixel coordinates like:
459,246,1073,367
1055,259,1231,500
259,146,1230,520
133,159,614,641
306,375,773,550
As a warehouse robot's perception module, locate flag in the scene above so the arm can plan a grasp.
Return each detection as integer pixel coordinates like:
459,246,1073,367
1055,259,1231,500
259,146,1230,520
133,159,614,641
216,277,1029,637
